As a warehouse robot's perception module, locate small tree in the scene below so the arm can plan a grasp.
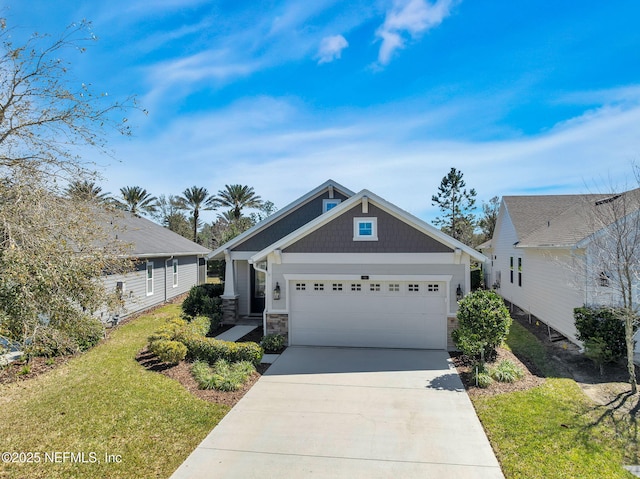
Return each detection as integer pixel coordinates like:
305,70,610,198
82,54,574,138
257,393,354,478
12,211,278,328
452,290,512,361
431,167,477,245
0,20,136,349
478,196,500,242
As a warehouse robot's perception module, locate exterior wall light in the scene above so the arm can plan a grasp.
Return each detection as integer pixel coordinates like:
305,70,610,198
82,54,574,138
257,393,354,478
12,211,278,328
456,284,463,300
273,282,281,300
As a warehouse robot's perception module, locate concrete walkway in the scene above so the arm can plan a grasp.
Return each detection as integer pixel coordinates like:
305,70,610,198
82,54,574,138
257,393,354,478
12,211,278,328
170,347,503,479
214,325,258,342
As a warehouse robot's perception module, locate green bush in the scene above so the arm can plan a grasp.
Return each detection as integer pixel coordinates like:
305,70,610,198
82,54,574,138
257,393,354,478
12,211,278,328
260,334,286,353
452,290,512,360
191,359,255,391
471,363,493,388
24,326,78,358
182,335,263,366
147,317,188,345
151,340,187,364
489,359,525,383
60,315,105,352
181,285,223,329
574,306,628,363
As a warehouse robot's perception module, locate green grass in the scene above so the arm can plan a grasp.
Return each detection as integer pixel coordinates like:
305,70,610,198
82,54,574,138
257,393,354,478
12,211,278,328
0,304,228,479
471,320,638,478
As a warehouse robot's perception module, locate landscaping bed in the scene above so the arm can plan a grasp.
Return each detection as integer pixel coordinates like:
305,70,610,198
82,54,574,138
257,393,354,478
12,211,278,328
136,347,269,407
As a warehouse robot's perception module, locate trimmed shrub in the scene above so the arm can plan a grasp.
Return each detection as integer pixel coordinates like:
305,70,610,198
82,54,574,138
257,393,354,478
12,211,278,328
452,290,512,360
489,359,525,383
148,317,188,345
182,335,263,366
191,359,255,391
181,285,223,329
574,306,628,363
151,340,187,364
260,334,286,353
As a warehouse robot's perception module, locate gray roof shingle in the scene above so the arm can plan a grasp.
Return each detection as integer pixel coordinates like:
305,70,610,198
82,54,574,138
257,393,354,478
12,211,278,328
108,212,210,257
503,189,640,247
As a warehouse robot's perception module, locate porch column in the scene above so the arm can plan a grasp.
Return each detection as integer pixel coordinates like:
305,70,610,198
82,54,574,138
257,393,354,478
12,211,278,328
221,249,239,323
222,249,236,297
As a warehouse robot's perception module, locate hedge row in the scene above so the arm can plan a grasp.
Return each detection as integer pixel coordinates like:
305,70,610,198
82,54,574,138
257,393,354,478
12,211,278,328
182,335,263,367
147,314,263,366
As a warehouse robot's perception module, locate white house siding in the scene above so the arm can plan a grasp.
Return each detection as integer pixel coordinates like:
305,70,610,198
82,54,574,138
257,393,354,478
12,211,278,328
493,207,586,343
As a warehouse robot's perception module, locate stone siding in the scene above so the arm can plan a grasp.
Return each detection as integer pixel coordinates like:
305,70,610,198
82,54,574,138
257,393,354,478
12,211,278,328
447,315,459,351
222,297,239,323
266,313,289,342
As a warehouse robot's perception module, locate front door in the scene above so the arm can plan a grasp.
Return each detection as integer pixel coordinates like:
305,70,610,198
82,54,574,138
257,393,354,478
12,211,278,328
250,266,266,315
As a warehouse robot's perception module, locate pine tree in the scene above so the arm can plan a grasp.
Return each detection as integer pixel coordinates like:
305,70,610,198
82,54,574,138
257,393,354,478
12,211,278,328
431,167,477,244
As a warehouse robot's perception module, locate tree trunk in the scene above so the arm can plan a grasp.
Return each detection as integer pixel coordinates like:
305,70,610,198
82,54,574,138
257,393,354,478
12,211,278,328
625,309,637,394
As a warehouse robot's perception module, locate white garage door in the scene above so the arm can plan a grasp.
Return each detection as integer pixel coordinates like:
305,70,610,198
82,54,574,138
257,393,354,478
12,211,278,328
289,280,447,349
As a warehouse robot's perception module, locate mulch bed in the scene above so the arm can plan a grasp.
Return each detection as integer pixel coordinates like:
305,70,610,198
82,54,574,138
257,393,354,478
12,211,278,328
136,348,270,408
0,355,73,386
451,348,545,398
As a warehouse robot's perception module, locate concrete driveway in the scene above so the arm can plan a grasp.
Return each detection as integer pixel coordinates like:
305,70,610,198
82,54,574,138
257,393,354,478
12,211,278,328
170,347,504,479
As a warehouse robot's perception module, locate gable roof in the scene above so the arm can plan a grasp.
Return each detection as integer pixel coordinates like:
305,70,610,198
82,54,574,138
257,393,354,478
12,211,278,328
251,189,487,263
109,212,210,258
208,179,355,259
503,189,640,248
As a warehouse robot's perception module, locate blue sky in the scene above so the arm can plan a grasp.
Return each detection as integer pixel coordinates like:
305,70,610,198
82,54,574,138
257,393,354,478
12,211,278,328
3,0,640,223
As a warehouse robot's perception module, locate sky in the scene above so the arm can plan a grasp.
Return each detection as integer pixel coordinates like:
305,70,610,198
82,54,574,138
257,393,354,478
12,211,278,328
2,0,640,224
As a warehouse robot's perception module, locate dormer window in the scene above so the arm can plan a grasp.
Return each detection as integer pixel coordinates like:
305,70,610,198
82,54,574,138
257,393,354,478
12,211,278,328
354,217,378,241
323,199,341,212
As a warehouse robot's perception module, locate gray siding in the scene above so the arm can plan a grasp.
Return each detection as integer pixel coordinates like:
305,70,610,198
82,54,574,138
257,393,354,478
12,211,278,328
284,204,454,253
233,191,349,251
99,255,204,322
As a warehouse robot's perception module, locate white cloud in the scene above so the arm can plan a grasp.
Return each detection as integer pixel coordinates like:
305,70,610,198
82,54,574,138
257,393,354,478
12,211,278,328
376,0,457,65
101,94,640,226
316,35,349,64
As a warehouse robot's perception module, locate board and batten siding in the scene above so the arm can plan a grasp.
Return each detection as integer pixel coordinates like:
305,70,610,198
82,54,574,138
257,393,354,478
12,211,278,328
493,205,585,343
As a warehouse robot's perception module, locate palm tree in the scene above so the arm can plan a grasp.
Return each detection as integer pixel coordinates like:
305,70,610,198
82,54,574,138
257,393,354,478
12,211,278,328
213,184,263,220
178,186,215,242
65,180,111,203
116,186,158,216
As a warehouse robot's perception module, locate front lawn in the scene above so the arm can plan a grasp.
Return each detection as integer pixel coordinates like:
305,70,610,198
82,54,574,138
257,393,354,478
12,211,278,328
0,304,228,479
471,321,638,479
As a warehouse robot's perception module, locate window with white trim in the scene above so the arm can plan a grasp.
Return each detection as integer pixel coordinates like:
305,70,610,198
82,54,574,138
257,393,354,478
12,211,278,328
323,199,341,212
172,259,178,288
353,217,378,241
146,261,154,296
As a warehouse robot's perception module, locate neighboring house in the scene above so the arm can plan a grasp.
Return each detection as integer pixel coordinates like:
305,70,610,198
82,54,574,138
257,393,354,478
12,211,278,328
100,212,210,323
208,180,486,350
489,191,640,351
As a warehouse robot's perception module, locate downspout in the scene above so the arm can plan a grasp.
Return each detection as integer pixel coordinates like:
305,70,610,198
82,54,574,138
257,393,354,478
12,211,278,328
164,256,174,303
